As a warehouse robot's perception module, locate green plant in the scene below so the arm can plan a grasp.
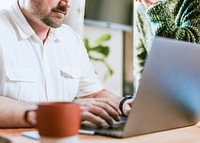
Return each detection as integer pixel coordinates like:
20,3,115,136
83,34,113,80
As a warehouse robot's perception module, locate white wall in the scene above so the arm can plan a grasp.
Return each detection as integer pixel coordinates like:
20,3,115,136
84,25,123,96
64,0,85,37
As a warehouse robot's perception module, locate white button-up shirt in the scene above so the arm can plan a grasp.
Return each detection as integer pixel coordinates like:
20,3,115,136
0,1,103,102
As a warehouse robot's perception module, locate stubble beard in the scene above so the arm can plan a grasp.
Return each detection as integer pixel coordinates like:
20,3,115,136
31,3,67,28
42,6,68,28
42,14,64,28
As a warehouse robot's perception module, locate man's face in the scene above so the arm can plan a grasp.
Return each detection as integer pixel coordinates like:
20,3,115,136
30,0,71,28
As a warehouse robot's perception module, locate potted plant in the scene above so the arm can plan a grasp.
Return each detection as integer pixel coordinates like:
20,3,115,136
83,34,113,80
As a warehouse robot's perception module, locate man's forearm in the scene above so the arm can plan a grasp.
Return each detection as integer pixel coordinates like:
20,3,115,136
0,96,36,128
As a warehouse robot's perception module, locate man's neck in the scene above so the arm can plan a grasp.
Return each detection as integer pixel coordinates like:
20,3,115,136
24,15,51,43
30,22,51,43
18,1,50,43
37,28,51,44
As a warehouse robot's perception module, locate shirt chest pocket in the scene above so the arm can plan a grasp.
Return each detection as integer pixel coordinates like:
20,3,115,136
3,67,37,100
59,66,81,101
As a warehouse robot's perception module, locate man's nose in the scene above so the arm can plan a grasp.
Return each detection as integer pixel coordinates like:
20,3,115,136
59,0,71,8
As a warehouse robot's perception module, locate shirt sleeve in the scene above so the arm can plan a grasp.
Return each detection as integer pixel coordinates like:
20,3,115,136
76,39,104,97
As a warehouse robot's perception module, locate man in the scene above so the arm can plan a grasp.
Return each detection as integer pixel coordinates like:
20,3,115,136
0,0,133,127
134,0,200,92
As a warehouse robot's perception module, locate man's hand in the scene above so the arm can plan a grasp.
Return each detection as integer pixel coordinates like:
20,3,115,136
136,0,160,7
122,98,134,116
74,98,120,127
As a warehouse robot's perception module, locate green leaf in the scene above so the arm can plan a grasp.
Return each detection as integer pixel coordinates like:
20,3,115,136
83,34,113,81
94,34,111,45
90,46,109,57
83,38,90,51
104,67,114,80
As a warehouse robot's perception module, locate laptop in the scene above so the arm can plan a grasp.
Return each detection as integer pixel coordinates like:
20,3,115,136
81,37,200,138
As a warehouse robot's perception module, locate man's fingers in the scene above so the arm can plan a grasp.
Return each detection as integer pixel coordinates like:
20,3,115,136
88,104,115,125
77,98,121,126
81,104,114,126
94,102,120,122
123,104,132,116
123,99,134,116
77,98,120,117
94,98,119,113
81,111,105,127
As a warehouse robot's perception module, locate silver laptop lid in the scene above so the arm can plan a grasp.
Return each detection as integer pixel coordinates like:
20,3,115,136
123,37,200,137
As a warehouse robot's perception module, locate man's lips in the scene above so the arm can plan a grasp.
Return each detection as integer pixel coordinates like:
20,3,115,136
52,9,67,15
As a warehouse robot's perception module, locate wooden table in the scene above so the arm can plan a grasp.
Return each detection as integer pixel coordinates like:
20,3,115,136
0,124,200,143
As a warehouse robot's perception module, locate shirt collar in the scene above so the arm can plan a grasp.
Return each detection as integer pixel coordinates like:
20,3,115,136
47,28,61,42
8,0,60,42
8,1,35,39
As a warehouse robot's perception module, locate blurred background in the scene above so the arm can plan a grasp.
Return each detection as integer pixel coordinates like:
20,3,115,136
0,0,134,97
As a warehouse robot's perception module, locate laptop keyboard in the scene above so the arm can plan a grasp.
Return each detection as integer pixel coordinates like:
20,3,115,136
81,116,127,131
80,116,127,138
101,122,125,130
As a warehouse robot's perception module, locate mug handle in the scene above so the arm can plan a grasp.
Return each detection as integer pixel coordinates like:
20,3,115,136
24,109,37,126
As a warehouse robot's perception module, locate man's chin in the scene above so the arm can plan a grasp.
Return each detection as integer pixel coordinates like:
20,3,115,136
43,19,64,28
49,23,63,28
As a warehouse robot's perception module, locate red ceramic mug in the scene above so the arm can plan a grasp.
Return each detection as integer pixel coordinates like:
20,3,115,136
24,102,81,143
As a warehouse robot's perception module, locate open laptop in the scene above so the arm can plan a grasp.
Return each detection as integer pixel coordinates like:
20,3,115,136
81,37,200,138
